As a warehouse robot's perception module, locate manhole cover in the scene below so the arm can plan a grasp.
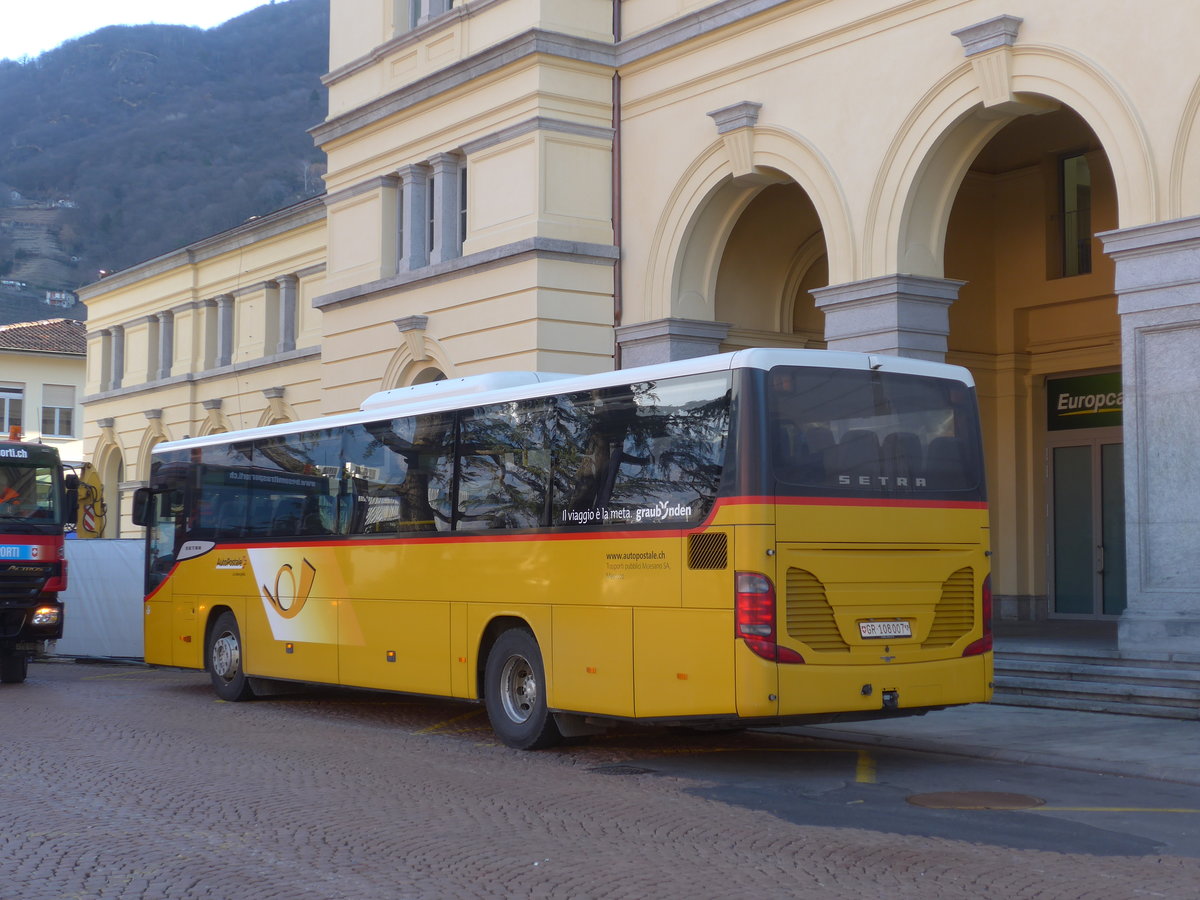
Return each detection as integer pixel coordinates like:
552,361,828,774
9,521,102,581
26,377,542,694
589,764,654,776
907,791,1045,810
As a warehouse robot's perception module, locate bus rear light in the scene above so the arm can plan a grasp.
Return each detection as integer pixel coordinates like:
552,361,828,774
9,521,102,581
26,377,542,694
735,571,804,664
963,573,993,657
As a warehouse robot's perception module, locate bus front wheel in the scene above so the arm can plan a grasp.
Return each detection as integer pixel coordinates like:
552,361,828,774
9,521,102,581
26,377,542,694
484,628,561,750
208,612,254,702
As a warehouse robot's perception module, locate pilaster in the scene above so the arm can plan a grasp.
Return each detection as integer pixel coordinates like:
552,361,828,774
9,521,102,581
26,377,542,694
1100,216,1200,653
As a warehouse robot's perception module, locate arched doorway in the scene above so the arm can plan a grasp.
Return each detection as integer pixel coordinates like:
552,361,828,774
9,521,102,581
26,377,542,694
714,181,828,349
944,106,1122,624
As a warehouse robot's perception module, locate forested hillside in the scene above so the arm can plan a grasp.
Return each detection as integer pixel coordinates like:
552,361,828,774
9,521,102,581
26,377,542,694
0,0,328,301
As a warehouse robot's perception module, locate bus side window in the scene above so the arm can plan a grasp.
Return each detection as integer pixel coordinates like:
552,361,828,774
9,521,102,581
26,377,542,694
215,496,247,540
456,400,550,531
271,497,304,536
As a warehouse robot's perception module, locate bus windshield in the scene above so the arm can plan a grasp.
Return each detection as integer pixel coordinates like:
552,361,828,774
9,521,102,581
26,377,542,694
768,365,985,502
0,459,62,533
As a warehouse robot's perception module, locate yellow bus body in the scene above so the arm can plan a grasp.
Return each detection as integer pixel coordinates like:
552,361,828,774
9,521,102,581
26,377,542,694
145,498,990,724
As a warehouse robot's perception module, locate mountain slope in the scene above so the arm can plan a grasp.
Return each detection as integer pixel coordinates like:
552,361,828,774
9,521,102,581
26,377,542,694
0,0,329,299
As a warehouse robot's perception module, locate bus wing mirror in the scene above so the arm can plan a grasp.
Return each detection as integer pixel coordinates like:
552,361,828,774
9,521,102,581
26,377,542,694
131,487,153,527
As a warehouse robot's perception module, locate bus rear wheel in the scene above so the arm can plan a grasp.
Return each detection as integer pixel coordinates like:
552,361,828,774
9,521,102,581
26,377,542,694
484,628,561,750
0,649,28,684
208,612,254,702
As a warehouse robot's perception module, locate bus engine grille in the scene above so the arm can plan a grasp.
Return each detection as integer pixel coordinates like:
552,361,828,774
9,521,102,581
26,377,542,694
784,568,850,652
921,567,975,648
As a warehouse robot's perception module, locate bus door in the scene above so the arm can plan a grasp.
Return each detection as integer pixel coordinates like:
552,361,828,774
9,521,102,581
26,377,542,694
139,476,196,667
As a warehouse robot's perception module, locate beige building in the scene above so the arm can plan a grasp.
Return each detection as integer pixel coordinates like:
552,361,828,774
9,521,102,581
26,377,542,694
0,318,86,464
80,0,1200,656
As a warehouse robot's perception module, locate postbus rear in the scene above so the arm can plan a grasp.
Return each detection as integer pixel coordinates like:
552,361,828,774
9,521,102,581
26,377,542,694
728,356,992,722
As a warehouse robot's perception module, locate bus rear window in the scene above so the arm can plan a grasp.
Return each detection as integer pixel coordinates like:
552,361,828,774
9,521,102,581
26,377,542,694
768,366,984,501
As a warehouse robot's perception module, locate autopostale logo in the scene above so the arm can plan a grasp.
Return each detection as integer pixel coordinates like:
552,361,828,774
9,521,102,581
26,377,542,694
262,558,316,620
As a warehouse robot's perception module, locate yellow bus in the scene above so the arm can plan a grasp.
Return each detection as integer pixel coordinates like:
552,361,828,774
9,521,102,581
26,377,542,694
133,349,991,749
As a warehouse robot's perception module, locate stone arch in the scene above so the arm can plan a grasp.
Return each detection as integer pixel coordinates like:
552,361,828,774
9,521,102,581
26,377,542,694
644,127,854,324
92,436,125,539
381,337,454,390
257,391,298,428
868,45,1156,278
136,420,171,483
777,232,828,335
1169,73,1200,219
257,407,297,428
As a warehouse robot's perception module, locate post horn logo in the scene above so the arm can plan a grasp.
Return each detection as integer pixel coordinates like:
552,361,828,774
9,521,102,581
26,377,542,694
263,558,316,619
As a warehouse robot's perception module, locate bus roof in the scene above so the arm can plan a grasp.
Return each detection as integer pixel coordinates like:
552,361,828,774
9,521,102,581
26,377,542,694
150,348,976,456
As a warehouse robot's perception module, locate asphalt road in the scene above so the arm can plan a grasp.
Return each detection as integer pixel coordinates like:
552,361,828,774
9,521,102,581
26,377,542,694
3,660,1199,899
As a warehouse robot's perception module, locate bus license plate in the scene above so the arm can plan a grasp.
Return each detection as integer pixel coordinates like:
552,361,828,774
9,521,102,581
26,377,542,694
859,621,911,639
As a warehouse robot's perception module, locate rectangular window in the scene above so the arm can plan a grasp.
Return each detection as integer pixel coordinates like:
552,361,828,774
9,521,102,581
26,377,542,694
41,384,75,437
0,383,24,434
1061,153,1092,277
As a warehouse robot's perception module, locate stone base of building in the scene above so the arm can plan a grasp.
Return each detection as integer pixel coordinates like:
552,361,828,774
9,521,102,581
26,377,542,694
1117,611,1200,659
993,594,1048,622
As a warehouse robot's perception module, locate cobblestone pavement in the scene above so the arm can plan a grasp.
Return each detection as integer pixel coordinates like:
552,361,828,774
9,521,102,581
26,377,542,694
3,660,1198,900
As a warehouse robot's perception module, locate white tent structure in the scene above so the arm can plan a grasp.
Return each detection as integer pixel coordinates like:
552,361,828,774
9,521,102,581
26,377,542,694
53,539,144,659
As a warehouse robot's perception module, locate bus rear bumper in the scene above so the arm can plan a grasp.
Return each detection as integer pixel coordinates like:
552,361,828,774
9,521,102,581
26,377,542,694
772,652,993,718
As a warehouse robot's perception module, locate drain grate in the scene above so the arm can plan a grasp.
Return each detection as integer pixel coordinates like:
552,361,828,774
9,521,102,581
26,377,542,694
589,764,654,777
907,791,1045,810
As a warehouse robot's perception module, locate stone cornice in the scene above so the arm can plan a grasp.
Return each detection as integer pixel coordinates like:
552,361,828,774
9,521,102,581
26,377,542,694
313,29,617,146
83,346,321,405
314,237,618,311
312,2,817,148
76,198,327,301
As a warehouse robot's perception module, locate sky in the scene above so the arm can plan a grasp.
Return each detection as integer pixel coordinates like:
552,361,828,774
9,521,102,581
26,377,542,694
1,1,273,62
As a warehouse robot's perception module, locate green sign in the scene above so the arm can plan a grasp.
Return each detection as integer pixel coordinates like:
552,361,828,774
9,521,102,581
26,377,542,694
1047,372,1123,431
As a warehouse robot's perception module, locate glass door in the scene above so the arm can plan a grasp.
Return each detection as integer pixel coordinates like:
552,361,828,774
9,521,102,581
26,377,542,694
1050,436,1125,617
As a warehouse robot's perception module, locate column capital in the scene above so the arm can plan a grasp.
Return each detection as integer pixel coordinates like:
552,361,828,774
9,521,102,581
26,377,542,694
811,274,965,361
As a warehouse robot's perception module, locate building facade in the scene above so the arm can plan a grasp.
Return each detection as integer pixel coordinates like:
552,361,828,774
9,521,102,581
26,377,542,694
80,0,1200,654
0,318,86,464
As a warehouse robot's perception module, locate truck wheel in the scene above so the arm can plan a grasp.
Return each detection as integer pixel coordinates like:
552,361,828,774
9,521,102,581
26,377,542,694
208,612,254,701
0,650,28,684
484,628,561,750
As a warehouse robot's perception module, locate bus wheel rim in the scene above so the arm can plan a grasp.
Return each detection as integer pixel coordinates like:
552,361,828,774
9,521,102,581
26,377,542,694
212,632,240,682
499,654,536,724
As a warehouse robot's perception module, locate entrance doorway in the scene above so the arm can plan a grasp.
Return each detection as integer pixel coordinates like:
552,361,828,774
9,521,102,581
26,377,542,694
1049,431,1125,618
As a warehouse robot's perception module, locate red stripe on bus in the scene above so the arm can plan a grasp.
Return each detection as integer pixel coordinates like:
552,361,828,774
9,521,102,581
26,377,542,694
159,493,986,557
716,496,988,511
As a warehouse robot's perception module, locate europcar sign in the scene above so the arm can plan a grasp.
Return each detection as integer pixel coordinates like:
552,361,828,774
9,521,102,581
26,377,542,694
1047,373,1123,431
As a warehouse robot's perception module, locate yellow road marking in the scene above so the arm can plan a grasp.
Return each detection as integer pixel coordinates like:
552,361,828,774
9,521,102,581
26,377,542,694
856,749,876,784
417,708,484,734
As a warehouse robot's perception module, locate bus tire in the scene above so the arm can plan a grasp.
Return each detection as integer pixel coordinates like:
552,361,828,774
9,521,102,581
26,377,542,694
484,628,561,750
208,611,254,702
0,650,28,684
